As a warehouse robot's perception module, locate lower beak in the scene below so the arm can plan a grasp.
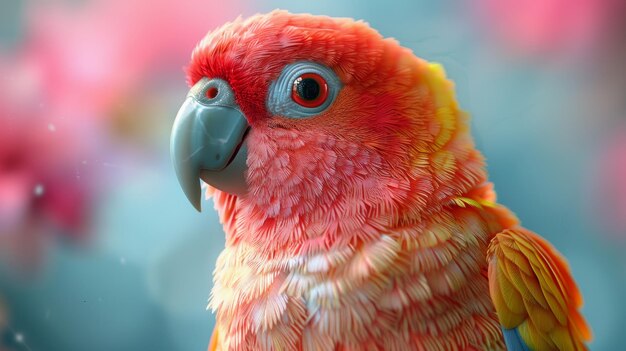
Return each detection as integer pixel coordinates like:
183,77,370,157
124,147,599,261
170,90,249,211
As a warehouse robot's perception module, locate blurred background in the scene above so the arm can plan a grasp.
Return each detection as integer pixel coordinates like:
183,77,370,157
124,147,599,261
0,0,625,350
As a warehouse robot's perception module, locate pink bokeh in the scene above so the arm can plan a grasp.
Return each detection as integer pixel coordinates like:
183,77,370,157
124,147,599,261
0,0,246,269
22,0,245,121
474,0,620,58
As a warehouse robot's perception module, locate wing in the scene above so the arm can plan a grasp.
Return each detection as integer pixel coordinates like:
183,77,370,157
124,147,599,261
487,228,592,351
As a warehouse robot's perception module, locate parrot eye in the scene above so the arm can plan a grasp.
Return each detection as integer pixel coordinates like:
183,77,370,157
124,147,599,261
267,61,341,119
291,73,328,108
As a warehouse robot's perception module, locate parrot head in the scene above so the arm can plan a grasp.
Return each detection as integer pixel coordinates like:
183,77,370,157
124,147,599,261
171,11,485,240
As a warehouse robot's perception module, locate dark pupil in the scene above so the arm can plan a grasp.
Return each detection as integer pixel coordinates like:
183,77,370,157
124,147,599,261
297,78,320,101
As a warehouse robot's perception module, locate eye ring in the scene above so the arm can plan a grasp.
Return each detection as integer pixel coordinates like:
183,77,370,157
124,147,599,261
267,61,342,119
291,73,328,108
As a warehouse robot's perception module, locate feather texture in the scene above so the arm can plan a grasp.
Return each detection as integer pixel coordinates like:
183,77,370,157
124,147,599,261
185,10,591,351
487,229,592,350
208,203,511,350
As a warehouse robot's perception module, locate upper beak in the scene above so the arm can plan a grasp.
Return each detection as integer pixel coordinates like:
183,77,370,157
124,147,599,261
170,78,249,211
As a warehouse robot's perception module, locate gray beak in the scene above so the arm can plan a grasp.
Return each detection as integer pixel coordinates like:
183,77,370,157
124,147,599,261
170,78,249,211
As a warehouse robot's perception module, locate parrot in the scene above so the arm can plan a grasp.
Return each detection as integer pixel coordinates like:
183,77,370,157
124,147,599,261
170,10,592,351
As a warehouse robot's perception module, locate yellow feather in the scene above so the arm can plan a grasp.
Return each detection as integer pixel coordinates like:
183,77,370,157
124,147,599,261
496,264,525,315
489,261,523,328
519,269,549,309
500,243,532,276
518,320,552,350
502,259,535,304
549,326,576,351
523,299,557,333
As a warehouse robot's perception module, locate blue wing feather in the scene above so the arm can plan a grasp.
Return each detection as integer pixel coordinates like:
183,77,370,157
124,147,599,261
502,327,531,351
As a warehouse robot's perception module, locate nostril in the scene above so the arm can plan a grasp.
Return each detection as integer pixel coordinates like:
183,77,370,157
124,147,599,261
206,87,218,99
